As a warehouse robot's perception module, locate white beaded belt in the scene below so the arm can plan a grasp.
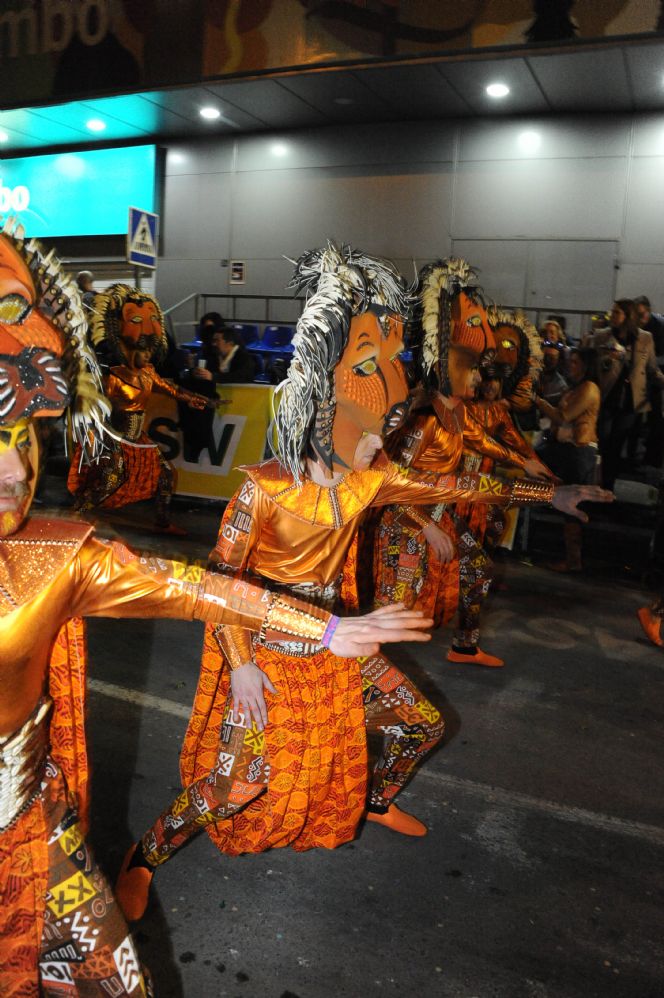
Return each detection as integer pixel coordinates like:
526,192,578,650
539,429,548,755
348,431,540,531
0,697,51,831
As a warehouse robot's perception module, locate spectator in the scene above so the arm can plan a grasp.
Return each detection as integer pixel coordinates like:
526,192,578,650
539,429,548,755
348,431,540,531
540,319,566,345
538,340,569,408
191,327,256,386
635,296,664,357
586,299,664,488
534,348,601,572
196,311,225,366
76,269,95,309
635,295,664,468
178,326,255,463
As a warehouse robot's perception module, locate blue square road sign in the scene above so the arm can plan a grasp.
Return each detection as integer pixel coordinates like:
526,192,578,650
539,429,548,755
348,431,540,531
127,207,159,269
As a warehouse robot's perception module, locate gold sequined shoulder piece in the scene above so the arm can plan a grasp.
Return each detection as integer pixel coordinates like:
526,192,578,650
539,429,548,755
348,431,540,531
240,459,386,528
0,517,93,615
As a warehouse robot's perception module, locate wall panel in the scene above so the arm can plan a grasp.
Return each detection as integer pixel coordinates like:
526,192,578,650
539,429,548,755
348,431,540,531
155,113,664,323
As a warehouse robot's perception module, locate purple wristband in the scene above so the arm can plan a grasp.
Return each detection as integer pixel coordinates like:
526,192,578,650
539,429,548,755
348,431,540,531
321,615,340,648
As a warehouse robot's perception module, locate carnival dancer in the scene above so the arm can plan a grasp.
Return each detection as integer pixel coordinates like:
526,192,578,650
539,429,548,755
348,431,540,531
67,284,218,534
372,264,554,668
455,308,546,559
0,223,433,998
116,244,610,923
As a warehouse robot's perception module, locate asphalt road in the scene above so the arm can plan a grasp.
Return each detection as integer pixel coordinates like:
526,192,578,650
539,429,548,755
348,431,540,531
66,497,664,998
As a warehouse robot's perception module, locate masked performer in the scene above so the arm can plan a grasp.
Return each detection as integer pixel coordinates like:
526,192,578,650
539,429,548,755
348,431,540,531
116,244,609,924
0,224,432,998
67,284,216,534
456,308,546,556
373,262,555,668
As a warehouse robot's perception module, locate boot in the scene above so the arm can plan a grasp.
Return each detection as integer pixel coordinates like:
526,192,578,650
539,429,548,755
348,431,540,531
546,521,583,573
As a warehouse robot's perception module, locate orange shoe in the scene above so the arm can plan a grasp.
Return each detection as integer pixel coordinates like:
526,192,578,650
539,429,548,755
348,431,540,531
637,606,663,647
366,804,427,837
115,844,154,922
447,647,505,668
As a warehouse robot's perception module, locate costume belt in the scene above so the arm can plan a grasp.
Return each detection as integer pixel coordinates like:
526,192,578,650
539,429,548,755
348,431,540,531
113,410,146,441
0,697,51,831
259,578,339,657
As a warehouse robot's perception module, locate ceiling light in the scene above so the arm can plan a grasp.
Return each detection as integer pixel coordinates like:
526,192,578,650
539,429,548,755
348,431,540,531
86,118,106,132
200,106,221,120
486,82,510,99
0,130,8,143
271,143,288,157
518,130,541,153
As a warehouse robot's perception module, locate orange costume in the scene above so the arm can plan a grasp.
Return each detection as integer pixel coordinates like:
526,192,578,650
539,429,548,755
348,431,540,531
68,285,211,529
120,246,556,911
173,456,518,858
374,403,530,629
373,262,545,664
0,224,357,997
457,398,538,545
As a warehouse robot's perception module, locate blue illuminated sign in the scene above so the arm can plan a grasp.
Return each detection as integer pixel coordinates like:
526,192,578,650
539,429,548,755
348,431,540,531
0,146,156,237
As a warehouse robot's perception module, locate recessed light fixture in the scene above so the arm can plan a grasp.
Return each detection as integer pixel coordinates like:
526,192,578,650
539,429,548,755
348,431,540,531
518,129,541,153
271,142,288,157
200,106,221,120
333,97,355,106
86,118,106,132
486,82,510,99
0,130,8,143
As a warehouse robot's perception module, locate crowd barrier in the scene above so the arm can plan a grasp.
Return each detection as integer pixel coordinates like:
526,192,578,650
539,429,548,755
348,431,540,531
145,383,274,501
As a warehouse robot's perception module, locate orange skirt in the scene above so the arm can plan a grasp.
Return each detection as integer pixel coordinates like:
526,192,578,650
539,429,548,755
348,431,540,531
67,435,165,509
180,629,368,855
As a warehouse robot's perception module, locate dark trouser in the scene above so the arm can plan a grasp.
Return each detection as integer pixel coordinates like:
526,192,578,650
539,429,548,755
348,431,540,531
598,410,637,489
645,388,664,467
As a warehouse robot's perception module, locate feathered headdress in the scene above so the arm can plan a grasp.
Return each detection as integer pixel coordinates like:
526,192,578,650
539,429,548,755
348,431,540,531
90,283,167,366
415,257,489,393
273,242,410,483
0,215,110,458
488,306,543,397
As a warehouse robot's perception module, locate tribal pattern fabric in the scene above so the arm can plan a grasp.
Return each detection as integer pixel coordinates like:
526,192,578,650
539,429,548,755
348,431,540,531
68,436,173,521
361,653,444,811
144,641,443,862
1,762,151,998
178,637,369,856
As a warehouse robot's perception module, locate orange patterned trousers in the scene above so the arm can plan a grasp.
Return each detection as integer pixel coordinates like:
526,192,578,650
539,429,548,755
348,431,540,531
0,761,151,998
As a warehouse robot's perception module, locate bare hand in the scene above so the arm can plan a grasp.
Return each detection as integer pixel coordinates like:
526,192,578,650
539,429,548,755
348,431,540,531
192,367,213,381
551,484,614,523
524,457,553,480
328,604,433,658
187,394,208,410
230,661,277,731
423,522,455,562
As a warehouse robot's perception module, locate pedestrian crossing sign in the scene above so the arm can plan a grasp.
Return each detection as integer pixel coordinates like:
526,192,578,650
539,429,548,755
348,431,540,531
127,207,159,269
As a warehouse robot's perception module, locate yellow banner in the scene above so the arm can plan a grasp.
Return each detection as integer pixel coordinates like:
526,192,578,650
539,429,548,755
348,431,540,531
144,383,274,501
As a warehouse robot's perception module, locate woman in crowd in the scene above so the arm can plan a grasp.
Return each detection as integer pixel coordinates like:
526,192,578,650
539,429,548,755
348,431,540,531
534,348,601,572
586,299,664,488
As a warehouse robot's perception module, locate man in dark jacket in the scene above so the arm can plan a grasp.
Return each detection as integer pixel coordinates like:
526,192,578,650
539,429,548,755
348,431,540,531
191,327,256,385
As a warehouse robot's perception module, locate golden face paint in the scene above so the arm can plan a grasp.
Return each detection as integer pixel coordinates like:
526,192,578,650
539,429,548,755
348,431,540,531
0,420,37,536
0,418,31,454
